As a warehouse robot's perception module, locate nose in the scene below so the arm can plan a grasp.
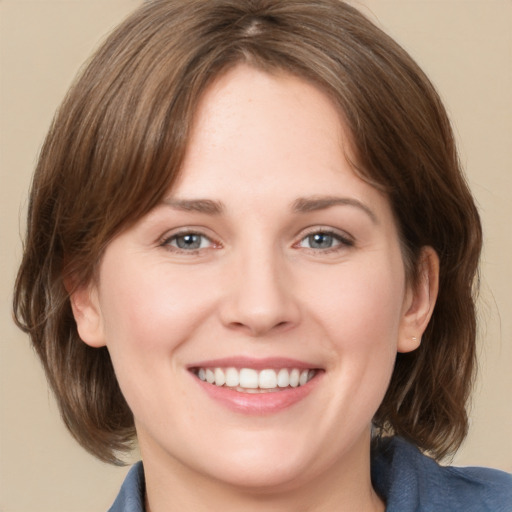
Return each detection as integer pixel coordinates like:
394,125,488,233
218,248,300,337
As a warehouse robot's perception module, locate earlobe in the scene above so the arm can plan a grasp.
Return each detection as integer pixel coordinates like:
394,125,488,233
398,246,439,353
69,283,106,348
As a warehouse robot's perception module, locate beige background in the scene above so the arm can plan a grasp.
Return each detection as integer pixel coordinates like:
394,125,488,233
1,1,511,511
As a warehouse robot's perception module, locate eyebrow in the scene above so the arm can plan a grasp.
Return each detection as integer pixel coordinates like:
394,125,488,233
161,198,224,215
160,195,377,222
292,195,377,223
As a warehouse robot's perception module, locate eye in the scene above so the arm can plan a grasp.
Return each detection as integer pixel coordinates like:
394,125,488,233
297,230,353,251
162,232,214,252
302,232,338,249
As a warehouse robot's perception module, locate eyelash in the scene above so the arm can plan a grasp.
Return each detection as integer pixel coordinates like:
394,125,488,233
295,228,354,254
159,228,354,255
160,230,219,254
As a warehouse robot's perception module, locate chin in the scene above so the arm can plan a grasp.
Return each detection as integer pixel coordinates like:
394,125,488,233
197,452,317,493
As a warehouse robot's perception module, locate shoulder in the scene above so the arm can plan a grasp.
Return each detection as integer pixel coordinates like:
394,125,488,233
108,462,145,512
371,436,512,512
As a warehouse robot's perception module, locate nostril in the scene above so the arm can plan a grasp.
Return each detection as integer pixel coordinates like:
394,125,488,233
226,318,294,337
218,273,301,336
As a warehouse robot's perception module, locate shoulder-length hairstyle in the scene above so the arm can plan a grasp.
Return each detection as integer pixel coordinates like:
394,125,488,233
14,0,481,464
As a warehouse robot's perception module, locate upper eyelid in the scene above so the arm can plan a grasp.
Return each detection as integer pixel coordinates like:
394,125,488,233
160,226,215,240
159,229,219,250
297,226,354,242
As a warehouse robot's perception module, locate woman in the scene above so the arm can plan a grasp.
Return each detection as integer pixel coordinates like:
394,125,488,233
13,0,512,510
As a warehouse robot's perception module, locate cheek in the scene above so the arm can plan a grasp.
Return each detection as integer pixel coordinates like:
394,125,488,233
97,266,238,450
305,255,405,403
307,257,406,349
98,259,219,362
96,259,218,422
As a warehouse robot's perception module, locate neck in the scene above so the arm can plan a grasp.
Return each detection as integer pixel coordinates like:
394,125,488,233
140,431,385,512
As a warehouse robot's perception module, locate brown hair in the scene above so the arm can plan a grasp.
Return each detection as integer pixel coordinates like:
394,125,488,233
14,0,481,464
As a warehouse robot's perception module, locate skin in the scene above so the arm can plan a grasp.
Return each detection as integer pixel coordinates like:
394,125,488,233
72,65,438,511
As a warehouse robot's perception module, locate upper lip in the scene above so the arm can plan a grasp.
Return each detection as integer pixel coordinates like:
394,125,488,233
187,356,322,370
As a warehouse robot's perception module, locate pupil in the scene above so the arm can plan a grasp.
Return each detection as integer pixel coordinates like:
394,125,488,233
177,234,201,249
310,233,332,248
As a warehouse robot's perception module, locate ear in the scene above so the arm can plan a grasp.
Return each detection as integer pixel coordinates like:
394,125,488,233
398,246,439,353
68,281,106,348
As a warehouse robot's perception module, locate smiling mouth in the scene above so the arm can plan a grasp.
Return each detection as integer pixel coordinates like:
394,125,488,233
191,367,318,393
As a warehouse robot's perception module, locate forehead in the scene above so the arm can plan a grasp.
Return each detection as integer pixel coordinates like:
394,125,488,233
169,64,383,212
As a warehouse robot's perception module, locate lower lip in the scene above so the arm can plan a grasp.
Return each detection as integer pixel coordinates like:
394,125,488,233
192,373,322,415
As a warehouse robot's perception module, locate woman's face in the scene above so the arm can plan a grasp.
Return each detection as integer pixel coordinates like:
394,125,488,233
76,65,427,493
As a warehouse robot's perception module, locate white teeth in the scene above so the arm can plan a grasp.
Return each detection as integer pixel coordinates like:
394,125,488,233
277,368,290,388
206,368,215,384
214,368,226,386
289,368,300,388
225,367,239,387
299,369,309,386
259,369,278,389
195,367,316,390
239,368,259,388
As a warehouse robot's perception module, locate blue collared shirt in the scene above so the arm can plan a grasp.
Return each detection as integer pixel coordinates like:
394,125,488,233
108,437,512,511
